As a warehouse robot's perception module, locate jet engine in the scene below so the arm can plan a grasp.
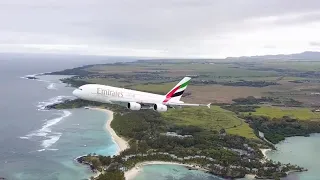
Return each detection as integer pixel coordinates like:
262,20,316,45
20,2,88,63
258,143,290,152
153,104,168,112
127,102,141,110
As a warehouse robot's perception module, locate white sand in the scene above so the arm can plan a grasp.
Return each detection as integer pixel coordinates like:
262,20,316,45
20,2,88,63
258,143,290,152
89,107,270,180
260,148,271,163
124,161,206,180
244,174,256,179
90,107,129,155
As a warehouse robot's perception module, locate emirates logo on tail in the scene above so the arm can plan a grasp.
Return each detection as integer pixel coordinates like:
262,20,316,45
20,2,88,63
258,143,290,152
163,77,190,103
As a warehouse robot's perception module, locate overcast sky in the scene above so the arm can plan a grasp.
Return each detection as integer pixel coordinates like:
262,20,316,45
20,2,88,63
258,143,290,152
1,0,320,58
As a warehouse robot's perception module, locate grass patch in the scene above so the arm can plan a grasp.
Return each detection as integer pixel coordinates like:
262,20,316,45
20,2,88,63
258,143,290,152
162,106,257,139
226,123,257,139
130,82,176,94
84,78,134,87
250,106,320,120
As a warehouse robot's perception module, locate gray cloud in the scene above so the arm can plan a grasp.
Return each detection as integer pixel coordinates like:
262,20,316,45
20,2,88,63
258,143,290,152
1,0,320,57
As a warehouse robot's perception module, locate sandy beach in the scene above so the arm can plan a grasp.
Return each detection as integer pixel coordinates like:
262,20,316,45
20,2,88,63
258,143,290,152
90,107,129,155
260,148,271,163
124,161,205,180
244,174,256,179
88,107,273,180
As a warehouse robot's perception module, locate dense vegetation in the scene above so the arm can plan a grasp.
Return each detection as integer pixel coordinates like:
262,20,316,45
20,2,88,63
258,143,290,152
230,96,303,107
221,104,259,114
41,59,320,179
241,115,320,144
46,99,103,109
60,78,88,88
45,64,96,76
232,96,277,105
47,99,307,179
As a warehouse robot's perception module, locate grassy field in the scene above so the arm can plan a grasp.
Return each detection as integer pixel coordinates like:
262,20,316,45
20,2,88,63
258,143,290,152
162,106,258,139
130,82,176,94
250,106,320,120
262,61,320,71
130,82,268,103
85,62,276,79
84,78,135,87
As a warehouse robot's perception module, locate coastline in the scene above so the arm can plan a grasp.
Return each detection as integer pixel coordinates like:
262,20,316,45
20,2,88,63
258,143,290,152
79,108,277,180
77,107,130,180
259,148,271,163
90,107,129,155
124,161,207,180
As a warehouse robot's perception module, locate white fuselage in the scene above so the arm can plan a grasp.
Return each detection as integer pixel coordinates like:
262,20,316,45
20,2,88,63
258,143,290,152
71,76,210,111
72,84,177,105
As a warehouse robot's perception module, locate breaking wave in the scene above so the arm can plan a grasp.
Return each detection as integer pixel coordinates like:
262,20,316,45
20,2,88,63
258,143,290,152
41,133,62,148
37,96,74,111
20,72,74,151
20,110,72,149
46,83,57,90
21,73,60,91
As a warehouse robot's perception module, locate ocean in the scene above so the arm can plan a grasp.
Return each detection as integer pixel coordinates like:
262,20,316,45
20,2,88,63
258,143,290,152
0,54,131,180
0,53,319,180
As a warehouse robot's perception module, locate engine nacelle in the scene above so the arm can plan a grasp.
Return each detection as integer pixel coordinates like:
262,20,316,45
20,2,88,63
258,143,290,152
127,102,141,110
153,104,168,112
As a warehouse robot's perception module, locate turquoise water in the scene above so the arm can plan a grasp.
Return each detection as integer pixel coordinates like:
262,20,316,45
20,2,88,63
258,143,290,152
2,56,319,180
13,108,116,180
0,73,117,180
133,134,320,180
266,134,320,180
134,164,223,180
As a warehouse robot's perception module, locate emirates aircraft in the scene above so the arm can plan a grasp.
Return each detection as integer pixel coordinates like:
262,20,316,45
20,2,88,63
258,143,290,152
72,77,210,112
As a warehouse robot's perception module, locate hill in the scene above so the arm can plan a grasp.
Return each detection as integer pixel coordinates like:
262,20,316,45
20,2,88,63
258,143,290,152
226,51,320,61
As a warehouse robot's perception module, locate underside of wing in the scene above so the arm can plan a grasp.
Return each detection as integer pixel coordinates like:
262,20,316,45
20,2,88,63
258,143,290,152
110,99,211,110
166,102,211,108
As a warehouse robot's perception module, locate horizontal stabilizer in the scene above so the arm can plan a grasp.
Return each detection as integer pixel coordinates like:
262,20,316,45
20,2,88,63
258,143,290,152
206,103,211,108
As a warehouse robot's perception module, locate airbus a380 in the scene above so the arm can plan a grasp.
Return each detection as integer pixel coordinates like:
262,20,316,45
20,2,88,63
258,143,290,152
72,77,210,112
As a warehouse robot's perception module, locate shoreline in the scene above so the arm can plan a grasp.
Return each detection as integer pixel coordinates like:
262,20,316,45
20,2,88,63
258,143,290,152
124,161,207,180
259,148,271,163
82,108,274,180
90,107,129,155
77,107,309,180
76,107,129,180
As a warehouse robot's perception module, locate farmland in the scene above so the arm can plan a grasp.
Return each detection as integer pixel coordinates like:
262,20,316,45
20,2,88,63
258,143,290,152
250,106,320,120
162,106,257,139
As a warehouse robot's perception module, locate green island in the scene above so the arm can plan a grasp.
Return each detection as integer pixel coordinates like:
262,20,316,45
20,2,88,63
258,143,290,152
44,59,320,179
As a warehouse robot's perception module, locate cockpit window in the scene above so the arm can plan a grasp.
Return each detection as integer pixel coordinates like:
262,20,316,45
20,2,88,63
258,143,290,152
78,88,83,90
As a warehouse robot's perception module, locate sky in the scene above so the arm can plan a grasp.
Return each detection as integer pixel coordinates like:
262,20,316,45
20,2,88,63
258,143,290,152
1,0,320,58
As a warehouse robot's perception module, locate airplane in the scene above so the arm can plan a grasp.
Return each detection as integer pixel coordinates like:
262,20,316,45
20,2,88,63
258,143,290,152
72,77,211,112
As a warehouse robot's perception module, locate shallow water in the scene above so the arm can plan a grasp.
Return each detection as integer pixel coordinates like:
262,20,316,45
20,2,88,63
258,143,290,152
266,134,320,180
132,136,320,180
134,164,223,180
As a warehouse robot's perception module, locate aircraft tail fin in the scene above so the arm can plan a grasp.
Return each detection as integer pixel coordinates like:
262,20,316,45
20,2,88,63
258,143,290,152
163,77,191,103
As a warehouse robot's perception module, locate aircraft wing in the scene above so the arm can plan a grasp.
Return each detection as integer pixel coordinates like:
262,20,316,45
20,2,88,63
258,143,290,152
166,102,211,108
110,99,210,109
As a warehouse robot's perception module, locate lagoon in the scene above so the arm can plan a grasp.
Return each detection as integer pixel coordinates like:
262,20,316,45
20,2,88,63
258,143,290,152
267,134,320,180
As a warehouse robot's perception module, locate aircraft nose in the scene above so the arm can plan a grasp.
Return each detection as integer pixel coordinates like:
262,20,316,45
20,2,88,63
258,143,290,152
72,89,80,97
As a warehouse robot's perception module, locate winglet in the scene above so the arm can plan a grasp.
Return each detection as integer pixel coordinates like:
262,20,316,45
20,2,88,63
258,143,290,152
207,103,211,108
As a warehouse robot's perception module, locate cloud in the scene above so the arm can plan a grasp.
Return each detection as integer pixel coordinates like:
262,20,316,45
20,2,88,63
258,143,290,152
310,41,320,46
1,0,320,58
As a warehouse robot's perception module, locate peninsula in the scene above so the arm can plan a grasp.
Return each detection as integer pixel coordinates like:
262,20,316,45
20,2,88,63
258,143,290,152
43,58,320,179
46,99,307,180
